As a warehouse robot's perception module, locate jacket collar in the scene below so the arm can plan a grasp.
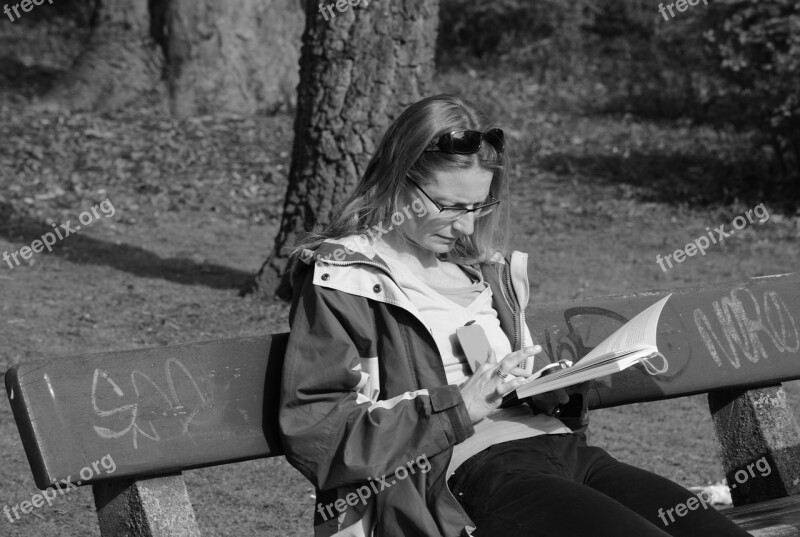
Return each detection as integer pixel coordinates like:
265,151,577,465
295,237,420,313
292,235,529,322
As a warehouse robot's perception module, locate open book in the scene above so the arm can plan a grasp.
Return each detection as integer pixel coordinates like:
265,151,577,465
515,294,672,398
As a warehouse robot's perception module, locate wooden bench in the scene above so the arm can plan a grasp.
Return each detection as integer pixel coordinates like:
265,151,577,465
5,272,800,536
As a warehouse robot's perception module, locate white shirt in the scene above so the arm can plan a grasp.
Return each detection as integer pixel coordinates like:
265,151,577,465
372,242,572,478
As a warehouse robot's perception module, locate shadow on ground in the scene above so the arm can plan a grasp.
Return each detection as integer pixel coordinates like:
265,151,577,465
0,57,60,100
0,205,253,290
539,150,797,210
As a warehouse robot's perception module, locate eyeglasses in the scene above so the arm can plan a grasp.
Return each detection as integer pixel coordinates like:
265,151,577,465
407,177,500,220
424,128,505,155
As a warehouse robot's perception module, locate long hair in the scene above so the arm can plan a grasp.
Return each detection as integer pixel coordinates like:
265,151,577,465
287,94,511,270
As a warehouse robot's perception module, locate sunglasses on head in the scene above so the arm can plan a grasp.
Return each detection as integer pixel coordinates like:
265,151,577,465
425,128,505,155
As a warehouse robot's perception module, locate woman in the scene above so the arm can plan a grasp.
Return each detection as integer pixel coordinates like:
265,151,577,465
278,94,749,537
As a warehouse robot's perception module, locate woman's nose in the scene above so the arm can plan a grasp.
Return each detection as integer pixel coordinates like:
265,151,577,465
451,211,475,235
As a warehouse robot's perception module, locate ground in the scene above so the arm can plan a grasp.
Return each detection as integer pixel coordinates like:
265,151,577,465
1,20,800,537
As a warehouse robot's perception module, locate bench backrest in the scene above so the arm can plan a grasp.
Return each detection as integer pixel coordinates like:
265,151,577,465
6,273,800,489
533,273,800,408
6,336,287,489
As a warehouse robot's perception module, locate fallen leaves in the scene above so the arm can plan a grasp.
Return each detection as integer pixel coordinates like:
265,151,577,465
0,108,294,227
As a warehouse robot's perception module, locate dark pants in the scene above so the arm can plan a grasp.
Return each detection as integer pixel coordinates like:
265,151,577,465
447,434,750,537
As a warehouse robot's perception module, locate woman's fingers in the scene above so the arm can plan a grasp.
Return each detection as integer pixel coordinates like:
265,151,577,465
462,347,545,423
496,375,529,396
487,348,498,366
466,346,545,406
506,366,531,377
497,345,541,375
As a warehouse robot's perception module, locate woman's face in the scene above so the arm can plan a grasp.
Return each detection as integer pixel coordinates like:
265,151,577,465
398,166,494,254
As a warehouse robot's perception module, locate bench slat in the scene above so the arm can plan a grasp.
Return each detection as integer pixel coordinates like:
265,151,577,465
723,496,800,534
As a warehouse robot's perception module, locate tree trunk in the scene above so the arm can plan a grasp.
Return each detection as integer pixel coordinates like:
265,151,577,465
35,0,165,113
36,0,303,115
245,0,440,300
166,0,303,117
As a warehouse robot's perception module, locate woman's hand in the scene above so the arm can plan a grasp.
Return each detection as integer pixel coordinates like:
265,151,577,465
459,346,540,424
528,388,570,416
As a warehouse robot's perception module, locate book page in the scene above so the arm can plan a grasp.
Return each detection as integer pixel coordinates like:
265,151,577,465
517,350,662,397
514,294,672,398
578,294,671,366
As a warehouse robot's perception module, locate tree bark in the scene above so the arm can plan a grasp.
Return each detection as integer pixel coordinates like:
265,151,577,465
246,0,440,300
35,0,165,113
166,0,303,117
36,0,303,115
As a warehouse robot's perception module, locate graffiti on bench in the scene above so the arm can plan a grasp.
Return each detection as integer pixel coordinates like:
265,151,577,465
544,306,629,364
541,306,672,383
533,282,800,397
91,358,211,449
83,285,799,449
694,289,799,369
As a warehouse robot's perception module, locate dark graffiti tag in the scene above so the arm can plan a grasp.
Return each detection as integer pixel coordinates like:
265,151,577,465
543,306,669,376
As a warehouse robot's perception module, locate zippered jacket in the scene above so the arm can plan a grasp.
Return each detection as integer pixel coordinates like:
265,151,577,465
279,237,565,537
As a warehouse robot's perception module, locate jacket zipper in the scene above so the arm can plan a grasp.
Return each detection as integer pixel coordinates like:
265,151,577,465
501,262,521,352
311,258,389,272
519,309,528,348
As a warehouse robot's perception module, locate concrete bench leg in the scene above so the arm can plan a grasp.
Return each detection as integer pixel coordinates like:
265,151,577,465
93,473,201,537
709,385,800,506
